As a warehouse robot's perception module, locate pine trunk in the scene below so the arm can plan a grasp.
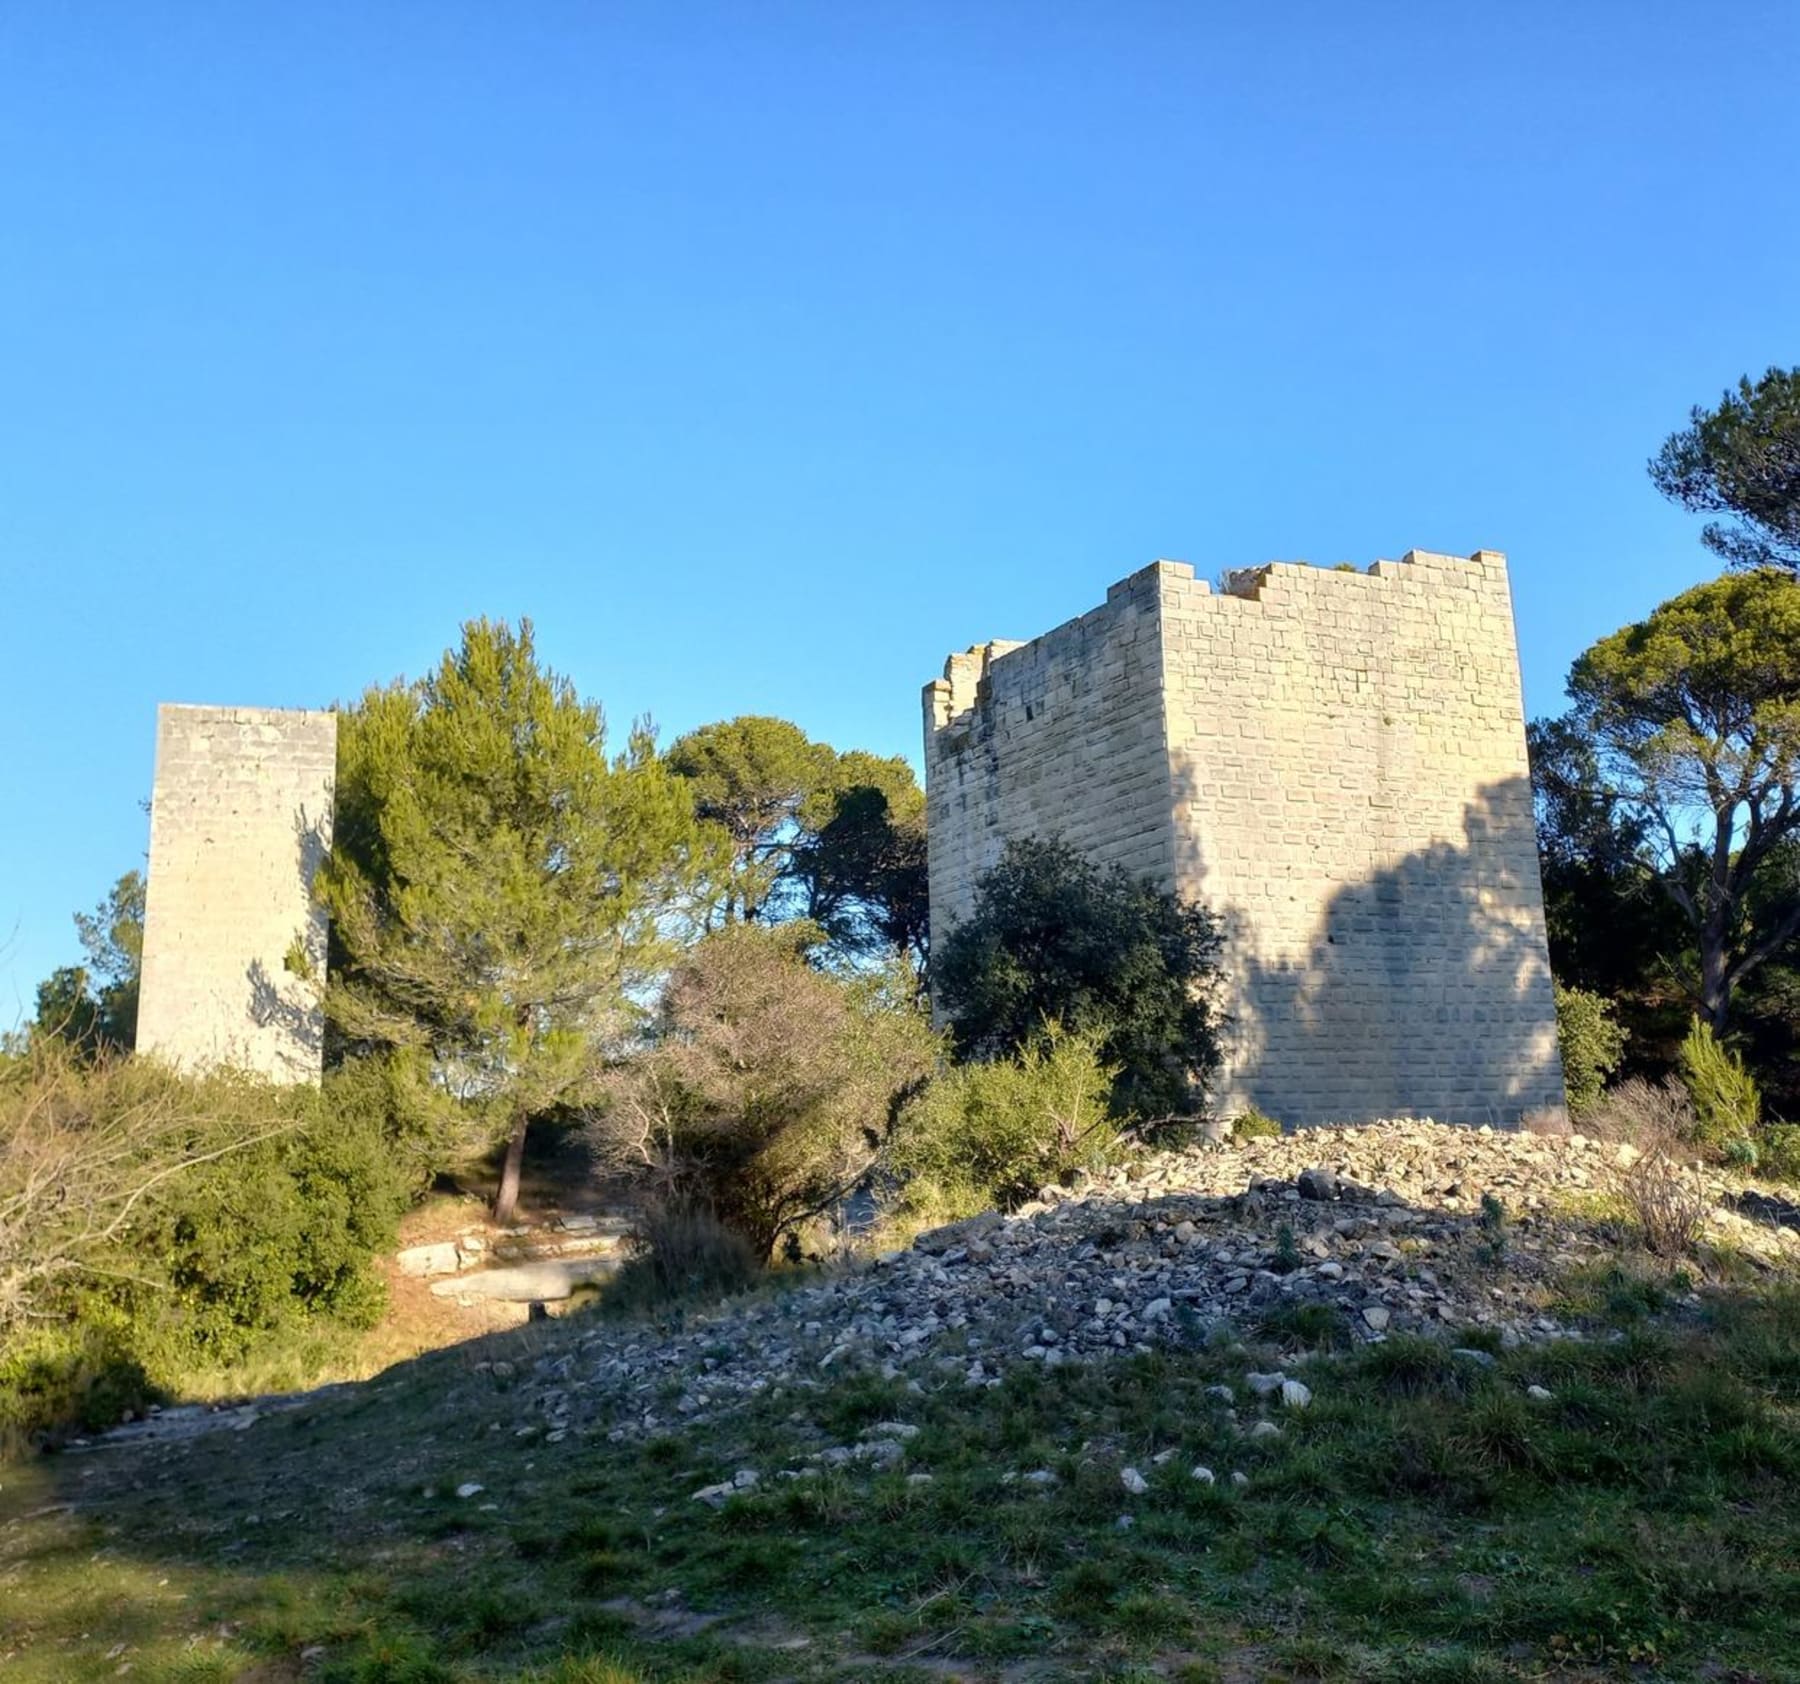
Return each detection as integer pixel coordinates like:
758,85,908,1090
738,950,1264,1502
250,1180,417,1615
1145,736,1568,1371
493,1108,529,1225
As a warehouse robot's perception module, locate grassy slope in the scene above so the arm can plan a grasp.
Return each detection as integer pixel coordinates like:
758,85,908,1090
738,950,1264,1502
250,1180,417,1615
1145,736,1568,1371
1,1268,1798,1684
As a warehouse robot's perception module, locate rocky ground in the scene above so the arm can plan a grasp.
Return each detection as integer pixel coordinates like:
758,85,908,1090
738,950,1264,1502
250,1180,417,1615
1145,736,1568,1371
79,1119,1800,1455
509,1120,1800,1449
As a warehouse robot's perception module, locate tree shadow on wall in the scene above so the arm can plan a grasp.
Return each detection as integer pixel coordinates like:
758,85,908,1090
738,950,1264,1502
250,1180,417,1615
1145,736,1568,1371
241,802,333,1063
1171,765,1563,1125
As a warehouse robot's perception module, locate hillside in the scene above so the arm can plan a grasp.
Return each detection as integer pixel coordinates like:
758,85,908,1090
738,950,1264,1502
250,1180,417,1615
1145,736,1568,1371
3,1122,1799,1682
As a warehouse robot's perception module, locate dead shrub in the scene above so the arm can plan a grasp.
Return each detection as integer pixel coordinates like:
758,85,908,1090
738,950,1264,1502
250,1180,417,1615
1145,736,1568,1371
1620,1141,1711,1257
587,924,937,1259
1586,1076,1697,1148
1594,1079,1712,1256
0,1041,295,1336
602,1199,759,1313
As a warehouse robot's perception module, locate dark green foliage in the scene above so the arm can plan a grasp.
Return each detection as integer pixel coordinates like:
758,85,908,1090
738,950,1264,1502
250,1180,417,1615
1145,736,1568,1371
668,715,930,969
667,715,836,923
1650,366,1800,572
1731,947,1800,1123
792,775,929,973
1758,1121,1800,1181
933,836,1223,1115
29,871,145,1059
30,966,105,1056
1561,568,1800,1034
1528,719,1687,1080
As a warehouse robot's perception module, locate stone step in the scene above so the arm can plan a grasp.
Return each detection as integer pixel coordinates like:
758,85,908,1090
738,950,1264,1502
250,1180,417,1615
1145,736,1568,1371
396,1214,636,1279
428,1256,622,1303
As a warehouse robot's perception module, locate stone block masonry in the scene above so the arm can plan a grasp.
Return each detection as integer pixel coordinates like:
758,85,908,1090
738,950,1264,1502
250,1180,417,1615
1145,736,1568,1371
137,704,337,1085
923,551,1566,1127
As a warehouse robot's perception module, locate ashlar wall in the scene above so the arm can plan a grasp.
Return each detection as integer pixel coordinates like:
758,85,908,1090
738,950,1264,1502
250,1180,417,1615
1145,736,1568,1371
137,704,337,1085
923,551,1566,1126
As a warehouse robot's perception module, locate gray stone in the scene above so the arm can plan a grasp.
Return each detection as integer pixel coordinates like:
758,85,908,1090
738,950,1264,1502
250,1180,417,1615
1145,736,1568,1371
397,1242,462,1279
914,1211,1001,1255
429,1257,619,1302
1298,1167,1339,1201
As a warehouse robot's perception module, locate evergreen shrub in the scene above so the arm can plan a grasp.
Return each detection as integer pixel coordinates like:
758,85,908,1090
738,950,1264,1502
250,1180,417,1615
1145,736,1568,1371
892,1025,1122,1222
1554,983,1628,1116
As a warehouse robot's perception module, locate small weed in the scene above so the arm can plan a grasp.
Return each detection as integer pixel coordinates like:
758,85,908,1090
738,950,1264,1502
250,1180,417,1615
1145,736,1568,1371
1258,1299,1350,1351
576,1550,644,1593
1474,1193,1508,1265
1053,1558,1123,1624
1358,1334,1465,1396
1112,1591,1192,1641
1383,1649,1511,1683
1267,1633,1352,1678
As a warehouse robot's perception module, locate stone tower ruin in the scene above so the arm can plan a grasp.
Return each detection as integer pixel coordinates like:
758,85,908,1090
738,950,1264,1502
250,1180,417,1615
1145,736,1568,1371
136,704,337,1085
923,550,1566,1126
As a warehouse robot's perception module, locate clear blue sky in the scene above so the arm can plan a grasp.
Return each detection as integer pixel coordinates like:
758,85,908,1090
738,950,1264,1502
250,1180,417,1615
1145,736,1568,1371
2,2,1796,1021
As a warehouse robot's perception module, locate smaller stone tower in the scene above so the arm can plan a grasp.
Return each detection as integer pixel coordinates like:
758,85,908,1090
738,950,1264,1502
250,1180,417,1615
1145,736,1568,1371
136,704,337,1085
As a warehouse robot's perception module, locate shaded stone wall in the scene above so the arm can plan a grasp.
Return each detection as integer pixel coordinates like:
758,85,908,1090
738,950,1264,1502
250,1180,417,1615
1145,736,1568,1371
923,566,1175,937
136,704,336,1085
922,551,1565,1126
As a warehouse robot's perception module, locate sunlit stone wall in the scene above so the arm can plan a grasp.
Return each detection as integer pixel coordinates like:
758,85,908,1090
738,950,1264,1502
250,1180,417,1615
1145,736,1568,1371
137,704,336,1085
923,551,1566,1126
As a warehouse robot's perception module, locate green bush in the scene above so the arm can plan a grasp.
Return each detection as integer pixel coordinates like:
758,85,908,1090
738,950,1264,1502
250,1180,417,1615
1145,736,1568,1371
0,1316,157,1454
0,1045,412,1446
931,836,1223,1117
1555,983,1628,1116
1757,1123,1800,1183
136,1083,409,1365
891,1025,1122,1221
1232,1105,1283,1141
1679,1018,1761,1152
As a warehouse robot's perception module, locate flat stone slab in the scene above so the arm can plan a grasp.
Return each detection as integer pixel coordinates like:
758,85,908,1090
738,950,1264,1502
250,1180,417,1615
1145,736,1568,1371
396,1241,462,1277
429,1257,620,1303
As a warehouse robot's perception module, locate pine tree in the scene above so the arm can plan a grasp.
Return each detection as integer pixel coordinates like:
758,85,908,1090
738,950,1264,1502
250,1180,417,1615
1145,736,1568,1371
318,619,718,1222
